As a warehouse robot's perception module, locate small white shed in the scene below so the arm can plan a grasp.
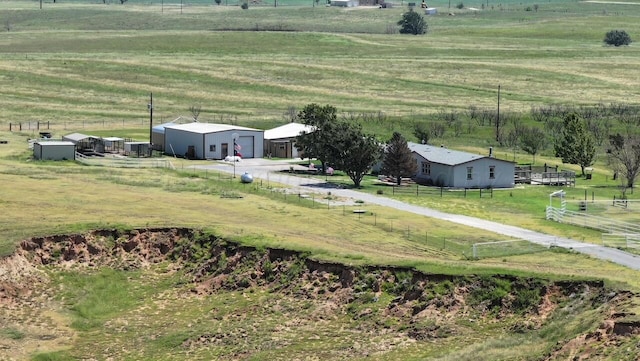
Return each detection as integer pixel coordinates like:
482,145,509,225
33,141,76,161
331,0,359,6
124,142,151,157
263,122,315,159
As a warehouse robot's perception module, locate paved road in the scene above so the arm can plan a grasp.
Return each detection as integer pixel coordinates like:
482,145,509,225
198,159,640,271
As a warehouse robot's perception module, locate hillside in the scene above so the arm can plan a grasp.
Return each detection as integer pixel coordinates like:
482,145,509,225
2,228,639,360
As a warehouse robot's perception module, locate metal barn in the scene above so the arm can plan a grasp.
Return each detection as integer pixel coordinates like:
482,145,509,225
163,123,264,160
33,141,76,161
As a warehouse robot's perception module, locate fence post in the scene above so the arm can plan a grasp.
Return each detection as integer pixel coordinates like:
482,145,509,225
416,183,419,196
440,187,443,197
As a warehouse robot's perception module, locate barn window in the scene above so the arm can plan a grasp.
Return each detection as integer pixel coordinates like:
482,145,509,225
279,144,285,150
210,145,216,152
489,165,495,179
421,161,431,175
467,166,473,180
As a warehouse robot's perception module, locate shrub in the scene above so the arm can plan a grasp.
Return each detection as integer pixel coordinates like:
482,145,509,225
455,2,464,9
397,10,427,35
240,2,249,9
214,0,221,4
604,30,632,47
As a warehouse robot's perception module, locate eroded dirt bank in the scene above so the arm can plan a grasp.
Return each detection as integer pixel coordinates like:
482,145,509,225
1,228,639,360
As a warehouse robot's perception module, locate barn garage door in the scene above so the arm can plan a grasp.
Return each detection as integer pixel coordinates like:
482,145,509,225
237,136,254,158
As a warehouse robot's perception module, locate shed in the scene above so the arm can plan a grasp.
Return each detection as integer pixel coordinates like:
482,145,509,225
409,143,515,188
331,0,359,6
124,142,151,157
62,133,100,153
33,141,76,161
102,137,124,153
164,122,264,160
263,122,315,158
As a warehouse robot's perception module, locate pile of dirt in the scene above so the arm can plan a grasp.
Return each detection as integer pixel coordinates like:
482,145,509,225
3,228,640,359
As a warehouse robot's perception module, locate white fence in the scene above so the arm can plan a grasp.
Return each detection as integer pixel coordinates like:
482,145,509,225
546,207,640,235
75,152,173,169
602,233,640,249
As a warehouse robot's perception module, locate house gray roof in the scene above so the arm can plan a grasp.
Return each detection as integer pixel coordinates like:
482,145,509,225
264,122,315,140
164,122,261,134
409,142,489,166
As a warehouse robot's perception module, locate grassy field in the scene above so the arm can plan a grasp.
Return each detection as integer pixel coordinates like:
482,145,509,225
1,0,639,131
2,1,640,359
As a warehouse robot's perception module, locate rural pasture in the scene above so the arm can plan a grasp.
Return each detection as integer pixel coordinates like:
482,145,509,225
1,0,640,359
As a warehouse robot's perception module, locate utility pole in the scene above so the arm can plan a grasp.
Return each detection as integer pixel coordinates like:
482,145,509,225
496,84,501,142
148,93,153,156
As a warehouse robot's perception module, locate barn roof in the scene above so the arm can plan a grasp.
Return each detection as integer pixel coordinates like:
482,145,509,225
164,122,261,134
409,142,487,166
264,122,315,140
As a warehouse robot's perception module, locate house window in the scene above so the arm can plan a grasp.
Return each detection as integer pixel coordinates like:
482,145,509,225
210,144,216,152
467,166,473,180
421,161,431,175
489,166,495,179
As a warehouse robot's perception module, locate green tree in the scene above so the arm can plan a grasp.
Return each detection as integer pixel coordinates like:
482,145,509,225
608,132,640,190
397,10,427,35
331,122,381,187
413,122,430,145
554,113,596,176
295,103,338,173
604,30,632,47
519,126,547,164
382,132,417,185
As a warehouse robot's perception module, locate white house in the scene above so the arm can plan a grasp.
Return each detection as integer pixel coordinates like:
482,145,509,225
164,122,264,160
263,122,315,159
409,143,515,188
33,141,76,161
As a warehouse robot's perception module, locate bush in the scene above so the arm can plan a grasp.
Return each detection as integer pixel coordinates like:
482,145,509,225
455,2,464,9
240,2,249,9
397,10,427,35
604,30,632,47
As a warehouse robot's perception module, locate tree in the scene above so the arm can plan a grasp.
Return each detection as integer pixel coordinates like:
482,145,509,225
413,121,430,145
382,132,417,185
295,103,380,187
295,103,338,174
331,122,381,187
397,10,427,35
608,132,640,190
189,105,201,122
604,30,632,47
554,113,597,176
519,126,547,163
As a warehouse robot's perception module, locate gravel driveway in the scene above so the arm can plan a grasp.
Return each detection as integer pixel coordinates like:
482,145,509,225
197,159,640,271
